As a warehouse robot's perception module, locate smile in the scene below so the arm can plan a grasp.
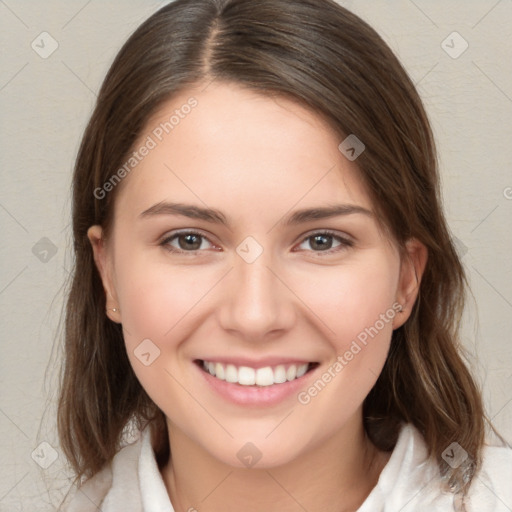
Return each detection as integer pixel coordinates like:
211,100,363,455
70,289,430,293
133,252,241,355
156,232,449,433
196,359,318,387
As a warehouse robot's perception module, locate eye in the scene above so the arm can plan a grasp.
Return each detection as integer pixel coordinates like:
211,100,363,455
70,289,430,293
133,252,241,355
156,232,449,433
160,231,216,253
159,229,353,256
295,230,353,255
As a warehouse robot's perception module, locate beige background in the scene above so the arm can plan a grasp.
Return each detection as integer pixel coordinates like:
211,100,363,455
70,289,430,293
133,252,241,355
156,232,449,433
0,0,511,509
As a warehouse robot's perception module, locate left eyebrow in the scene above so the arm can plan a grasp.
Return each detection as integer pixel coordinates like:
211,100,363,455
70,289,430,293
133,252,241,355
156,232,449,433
283,204,374,226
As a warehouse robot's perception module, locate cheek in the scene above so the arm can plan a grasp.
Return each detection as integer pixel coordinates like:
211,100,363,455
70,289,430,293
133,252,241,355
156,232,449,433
292,255,399,419
113,251,214,419
293,254,399,346
115,249,211,343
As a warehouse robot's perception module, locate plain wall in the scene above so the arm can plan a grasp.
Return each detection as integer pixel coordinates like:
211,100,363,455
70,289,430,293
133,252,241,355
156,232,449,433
0,0,511,509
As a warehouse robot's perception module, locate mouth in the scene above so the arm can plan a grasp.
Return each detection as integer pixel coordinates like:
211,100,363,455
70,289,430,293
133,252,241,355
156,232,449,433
194,359,320,387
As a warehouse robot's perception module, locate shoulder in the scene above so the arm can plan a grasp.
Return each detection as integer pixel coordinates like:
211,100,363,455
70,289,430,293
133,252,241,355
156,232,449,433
359,423,512,512
59,436,144,512
466,441,512,512
59,464,113,512
359,423,456,510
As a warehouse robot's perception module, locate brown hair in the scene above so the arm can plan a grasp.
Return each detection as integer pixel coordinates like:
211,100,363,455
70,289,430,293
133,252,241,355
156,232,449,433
57,0,496,503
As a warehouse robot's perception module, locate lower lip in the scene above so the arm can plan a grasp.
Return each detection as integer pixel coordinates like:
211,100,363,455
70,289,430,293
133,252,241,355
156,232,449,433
195,361,318,407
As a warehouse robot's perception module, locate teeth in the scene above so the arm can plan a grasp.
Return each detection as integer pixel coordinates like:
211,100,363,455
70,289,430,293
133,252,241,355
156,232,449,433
225,364,238,383
273,365,287,384
238,366,256,385
296,363,308,378
201,360,311,386
286,365,297,381
255,367,273,386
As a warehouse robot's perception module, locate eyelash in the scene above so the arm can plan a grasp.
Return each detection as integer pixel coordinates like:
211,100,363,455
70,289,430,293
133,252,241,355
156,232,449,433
159,229,353,256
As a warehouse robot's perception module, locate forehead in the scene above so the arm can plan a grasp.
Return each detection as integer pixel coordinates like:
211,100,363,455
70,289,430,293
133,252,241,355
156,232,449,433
112,82,372,223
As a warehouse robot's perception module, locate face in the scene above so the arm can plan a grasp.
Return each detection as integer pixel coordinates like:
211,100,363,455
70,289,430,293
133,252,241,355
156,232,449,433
88,82,425,468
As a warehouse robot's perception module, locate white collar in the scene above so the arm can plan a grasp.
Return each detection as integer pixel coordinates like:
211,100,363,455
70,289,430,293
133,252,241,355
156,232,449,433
138,425,174,512
65,421,512,511
135,422,452,512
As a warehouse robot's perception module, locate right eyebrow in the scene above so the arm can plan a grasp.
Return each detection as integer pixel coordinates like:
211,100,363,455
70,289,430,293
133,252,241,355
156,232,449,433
139,201,231,226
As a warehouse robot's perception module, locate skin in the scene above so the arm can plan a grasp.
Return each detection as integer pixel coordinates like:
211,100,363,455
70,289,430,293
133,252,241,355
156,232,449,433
88,82,427,512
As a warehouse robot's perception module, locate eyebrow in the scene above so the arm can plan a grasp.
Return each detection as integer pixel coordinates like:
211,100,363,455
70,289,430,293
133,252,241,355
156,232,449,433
138,201,373,228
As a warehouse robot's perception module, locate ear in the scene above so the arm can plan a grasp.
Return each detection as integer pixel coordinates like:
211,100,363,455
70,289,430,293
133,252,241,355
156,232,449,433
392,238,428,329
87,225,121,324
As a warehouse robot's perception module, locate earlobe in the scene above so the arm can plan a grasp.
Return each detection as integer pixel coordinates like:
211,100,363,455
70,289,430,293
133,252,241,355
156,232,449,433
87,225,121,323
392,238,428,329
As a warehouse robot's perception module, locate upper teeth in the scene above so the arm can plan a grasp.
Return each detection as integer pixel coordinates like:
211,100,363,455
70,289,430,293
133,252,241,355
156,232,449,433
202,360,310,386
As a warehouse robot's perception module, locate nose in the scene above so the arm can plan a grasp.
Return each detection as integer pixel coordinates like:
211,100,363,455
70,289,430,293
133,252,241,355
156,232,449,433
217,249,296,342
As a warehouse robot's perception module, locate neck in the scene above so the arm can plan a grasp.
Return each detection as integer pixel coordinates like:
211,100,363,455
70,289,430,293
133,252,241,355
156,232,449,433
160,414,390,512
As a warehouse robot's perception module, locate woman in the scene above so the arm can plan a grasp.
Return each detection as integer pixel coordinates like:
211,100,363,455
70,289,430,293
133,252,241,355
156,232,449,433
57,0,512,510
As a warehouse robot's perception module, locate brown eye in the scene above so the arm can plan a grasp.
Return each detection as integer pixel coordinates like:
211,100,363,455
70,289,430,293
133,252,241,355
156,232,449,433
161,231,214,253
178,233,202,250
296,231,353,255
309,234,335,251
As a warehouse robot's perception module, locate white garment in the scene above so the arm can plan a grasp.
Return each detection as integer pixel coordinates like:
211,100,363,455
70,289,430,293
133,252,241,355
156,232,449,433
61,423,512,512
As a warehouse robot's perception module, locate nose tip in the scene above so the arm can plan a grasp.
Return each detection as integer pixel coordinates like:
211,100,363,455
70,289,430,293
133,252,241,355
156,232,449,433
217,250,295,341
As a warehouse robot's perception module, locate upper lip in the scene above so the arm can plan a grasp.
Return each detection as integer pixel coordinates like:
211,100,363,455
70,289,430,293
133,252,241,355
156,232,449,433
196,357,316,369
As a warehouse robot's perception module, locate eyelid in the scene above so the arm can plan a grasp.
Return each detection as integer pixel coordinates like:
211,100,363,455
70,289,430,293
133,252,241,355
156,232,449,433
298,228,353,244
